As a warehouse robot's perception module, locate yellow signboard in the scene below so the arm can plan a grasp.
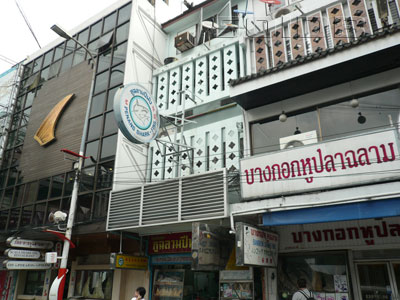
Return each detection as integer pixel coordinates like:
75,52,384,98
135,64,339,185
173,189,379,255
114,254,148,270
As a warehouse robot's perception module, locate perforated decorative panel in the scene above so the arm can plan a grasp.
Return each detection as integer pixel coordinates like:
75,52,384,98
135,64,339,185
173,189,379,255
347,0,372,38
327,4,349,46
289,20,306,59
270,27,286,67
255,36,268,72
209,50,223,95
168,67,182,114
223,44,238,86
195,56,208,100
307,12,327,52
157,72,169,110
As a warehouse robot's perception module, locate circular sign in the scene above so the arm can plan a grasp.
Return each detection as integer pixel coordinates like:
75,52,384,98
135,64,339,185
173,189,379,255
114,83,160,144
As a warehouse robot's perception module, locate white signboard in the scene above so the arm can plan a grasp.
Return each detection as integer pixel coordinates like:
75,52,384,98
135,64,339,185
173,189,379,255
237,223,278,267
277,216,400,252
45,252,58,264
4,260,51,270
240,129,400,199
6,238,54,249
5,249,41,259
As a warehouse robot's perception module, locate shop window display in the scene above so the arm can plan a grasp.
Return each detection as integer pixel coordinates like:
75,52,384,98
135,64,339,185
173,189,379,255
24,271,46,295
278,252,349,300
74,270,113,300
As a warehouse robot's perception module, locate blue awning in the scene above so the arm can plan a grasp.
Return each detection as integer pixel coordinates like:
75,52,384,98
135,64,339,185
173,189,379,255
262,198,400,226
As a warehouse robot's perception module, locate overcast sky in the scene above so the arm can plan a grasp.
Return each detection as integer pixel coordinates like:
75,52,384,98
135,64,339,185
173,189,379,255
0,0,205,76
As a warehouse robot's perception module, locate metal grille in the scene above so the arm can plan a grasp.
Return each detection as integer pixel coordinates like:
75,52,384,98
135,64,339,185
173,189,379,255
107,169,227,231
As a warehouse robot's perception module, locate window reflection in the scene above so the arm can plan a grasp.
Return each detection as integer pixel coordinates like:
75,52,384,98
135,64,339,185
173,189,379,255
20,205,34,227
96,162,114,189
74,270,113,299
76,193,93,222
101,135,117,161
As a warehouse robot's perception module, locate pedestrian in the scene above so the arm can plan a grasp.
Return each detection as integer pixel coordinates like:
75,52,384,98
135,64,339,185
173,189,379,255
292,278,314,300
131,287,146,300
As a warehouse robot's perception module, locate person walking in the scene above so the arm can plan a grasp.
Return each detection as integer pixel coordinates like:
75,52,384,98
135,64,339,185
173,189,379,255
131,287,146,300
292,279,314,300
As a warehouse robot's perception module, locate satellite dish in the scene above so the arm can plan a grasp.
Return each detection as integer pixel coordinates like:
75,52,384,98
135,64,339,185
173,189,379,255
202,21,219,29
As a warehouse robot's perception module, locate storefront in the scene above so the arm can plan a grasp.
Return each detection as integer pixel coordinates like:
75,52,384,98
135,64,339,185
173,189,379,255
272,216,400,300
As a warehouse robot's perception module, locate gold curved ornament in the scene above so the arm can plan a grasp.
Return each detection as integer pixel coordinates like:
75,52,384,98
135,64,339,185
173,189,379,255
34,93,75,146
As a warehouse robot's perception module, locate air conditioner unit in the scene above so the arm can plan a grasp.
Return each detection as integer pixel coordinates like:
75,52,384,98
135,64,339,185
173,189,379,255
272,0,302,18
279,130,318,150
174,32,195,52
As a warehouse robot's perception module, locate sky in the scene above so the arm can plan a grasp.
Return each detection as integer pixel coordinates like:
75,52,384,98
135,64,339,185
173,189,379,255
0,0,205,76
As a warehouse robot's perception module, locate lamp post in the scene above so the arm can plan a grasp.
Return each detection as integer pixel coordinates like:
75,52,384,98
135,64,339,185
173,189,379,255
49,24,97,300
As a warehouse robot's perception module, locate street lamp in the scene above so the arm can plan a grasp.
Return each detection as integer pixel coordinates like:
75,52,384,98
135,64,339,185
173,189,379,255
49,24,97,300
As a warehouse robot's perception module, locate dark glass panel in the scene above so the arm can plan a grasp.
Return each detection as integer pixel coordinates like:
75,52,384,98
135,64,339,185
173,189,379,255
0,210,8,230
49,60,62,79
6,167,18,187
107,85,121,110
76,193,93,222
100,134,117,161
96,161,114,189
24,90,35,108
43,50,53,67
15,126,27,146
32,203,46,226
33,56,43,73
20,108,31,127
79,167,95,192
45,200,61,225
94,71,109,94
90,21,102,41
20,205,34,227
112,41,127,66
2,188,13,209
104,12,117,33
0,171,6,189
78,28,89,44
6,130,16,149
87,116,103,141
37,178,50,200
14,184,25,207
8,208,20,229
50,174,64,198
116,22,130,44
110,63,125,87
53,43,65,61
94,191,110,218
97,49,112,73
15,96,24,111
90,92,106,117
103,112,117,136
65,39,76,55
23,62,33,78
85,140,99,166
88,39,99,52
40,66,50,82
61,197,71,212
63,172,75,196
60,53,73,73
2,150,12,169
11,146,23,167
118,3,132,25
73,48,86,66
24,181,38,204
11,113,21,130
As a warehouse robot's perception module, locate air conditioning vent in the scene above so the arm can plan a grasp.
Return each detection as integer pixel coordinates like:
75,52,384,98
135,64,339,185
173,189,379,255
279,130,318,150
174,32,195,52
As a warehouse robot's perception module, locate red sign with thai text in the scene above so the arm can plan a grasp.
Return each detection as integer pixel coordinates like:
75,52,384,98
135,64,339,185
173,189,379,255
149,232,192,255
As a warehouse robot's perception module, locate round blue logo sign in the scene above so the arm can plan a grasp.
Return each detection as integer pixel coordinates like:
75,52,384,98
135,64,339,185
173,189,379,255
114,83,159,144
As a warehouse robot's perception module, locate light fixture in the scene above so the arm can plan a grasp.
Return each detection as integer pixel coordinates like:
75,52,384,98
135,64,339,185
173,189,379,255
279,111,287,122
294,127,301,134
358,112,366,124
50,24,71,40
350,98,359,108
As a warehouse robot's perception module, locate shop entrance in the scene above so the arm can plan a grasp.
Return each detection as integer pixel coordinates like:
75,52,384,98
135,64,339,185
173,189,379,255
356,262,400,300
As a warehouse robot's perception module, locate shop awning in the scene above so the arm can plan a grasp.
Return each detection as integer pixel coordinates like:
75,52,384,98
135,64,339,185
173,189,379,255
262,198,400,226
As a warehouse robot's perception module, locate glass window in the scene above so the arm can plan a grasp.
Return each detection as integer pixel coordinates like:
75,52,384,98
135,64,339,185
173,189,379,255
103,112,117,136
8,208,20,230
32,56,43,73
66,39,76,55
90,21,102,41
85,140,99,165
45,199,61,224
24,90,35,108
20,205,34,227
40,66,50,82
54,43,65,61
2,150,12,168
0,172,6,188
51,174,64,198
11,113,21,130
14,184,25,207
73,270,113,299
64,172,75,196
20,108,31,126
98,49,112,73
61,197,71,212
80,167,95,192
24,181,38,204
118,3,132,25
112,41,127,66
43,50,53,67
90,92,106,117
11,146,23,167
60,53,73,73
101,134,117,161
23,62,33,78
76,193,93,222
6,130,16,149
24,271,46,295
6,167,18,187
96,162,114,189
94,191,110,218
116,23,130,44
16,126,27,146
33,203,46,226
278,252,348,298
0,210,8,230
104,12,117,33
107,85,121,111
2,188,13,209
88,39,99,52
49,60,62,79
78,28,89,45
73,48,86,66
87,116,103,141
110,63,124,87
94,71,109,94
37,178,50,200
15,96,24,111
